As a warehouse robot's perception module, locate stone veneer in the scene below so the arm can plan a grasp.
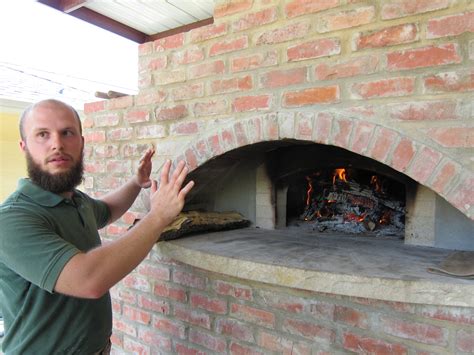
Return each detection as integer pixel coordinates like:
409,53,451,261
82,0,474,353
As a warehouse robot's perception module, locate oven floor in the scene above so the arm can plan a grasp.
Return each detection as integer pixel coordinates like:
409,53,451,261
167,227,471,284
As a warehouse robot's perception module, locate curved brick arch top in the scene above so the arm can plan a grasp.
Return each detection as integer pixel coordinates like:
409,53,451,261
172,112,472,220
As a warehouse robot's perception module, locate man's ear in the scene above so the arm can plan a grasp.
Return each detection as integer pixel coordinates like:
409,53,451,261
19,140,26,152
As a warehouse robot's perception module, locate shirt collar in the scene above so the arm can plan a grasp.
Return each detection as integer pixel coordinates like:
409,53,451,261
17,178,79,207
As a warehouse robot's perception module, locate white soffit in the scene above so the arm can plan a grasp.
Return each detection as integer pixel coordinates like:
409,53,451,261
85,0,215,35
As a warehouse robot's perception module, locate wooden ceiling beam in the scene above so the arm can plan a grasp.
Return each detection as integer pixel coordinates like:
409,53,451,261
60,0,88,13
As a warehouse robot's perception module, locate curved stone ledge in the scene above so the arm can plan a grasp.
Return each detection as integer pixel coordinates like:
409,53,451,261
157,228,474,308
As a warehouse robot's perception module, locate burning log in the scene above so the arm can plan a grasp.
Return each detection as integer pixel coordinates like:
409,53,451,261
130,211,250,241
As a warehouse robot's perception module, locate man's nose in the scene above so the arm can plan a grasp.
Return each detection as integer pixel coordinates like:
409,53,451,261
50,133,64,150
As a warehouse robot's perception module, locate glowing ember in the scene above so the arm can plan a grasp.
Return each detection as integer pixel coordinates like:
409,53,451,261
332,168,347,184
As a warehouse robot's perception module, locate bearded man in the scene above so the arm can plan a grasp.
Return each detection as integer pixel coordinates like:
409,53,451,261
0,99,194,354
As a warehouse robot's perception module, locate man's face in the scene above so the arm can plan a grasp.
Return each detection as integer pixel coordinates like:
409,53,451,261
20,102,85,193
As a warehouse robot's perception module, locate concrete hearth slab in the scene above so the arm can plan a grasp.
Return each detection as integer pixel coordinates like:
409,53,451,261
159,228,474,307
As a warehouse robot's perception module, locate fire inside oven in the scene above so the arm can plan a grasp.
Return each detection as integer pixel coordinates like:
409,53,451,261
285,167,406,237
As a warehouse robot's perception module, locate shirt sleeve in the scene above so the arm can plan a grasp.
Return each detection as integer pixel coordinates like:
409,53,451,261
0,205,80,293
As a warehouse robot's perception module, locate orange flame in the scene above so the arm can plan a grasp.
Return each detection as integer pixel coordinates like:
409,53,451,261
370,175,382,193
305,176,313,206
333,168,347,184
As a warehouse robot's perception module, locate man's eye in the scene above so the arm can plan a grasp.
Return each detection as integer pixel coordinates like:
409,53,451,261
63,130,74,136
38,132,48,138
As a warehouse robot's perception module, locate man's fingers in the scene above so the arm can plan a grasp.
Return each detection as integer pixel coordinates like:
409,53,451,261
150,180,158,194
160,160,172,185
179,180,195,199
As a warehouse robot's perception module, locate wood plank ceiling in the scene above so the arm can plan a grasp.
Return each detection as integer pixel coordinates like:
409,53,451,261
38,0,215,43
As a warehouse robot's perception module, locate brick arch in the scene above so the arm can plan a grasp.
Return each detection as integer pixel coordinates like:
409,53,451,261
173,113,471,220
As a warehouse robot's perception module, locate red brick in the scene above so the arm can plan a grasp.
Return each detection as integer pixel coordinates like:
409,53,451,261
171,46,204,65
107,127,133,141
259,291,306,313
175,343,206,355
107,95,133,110
211,75,253,94
352,77,415,99
355,24,418,50
457,329,474,352
214,0,253,18
154,69,186,85
285,0,339,18
154,282,187,302
208,134,224,156
318,6,375,33
283,86,339,107
84,100,105,114
189,60,225,79
343,332,407,354
335,305,369,329
283,318,335,343
138,73,153,89
351,121,376,154
210,36,248,56
232,50,278,72
315,55,379,80
429,160,459,194
332,119,353,149
93,144,119,159
387,43,461,71
314,112,333,144
371,126,399,165
191,293,227,314
233,94,271,112
125,109,150,124
449,175,474,215
138,42,153,56
136,90,167,105
234,121,250,147
381,316,447,345
263,113,280,140
153,316,186,339
106,159,131,174
296,112,313,140
389,100,459,121
123,305,151,325
419,305,474,325
408,147,442,183
230,342,264,355
185,148,198,171
189,23,227,43
246,117,263,144
141,56,167,71
138,295,169,315
173,270,206,289
174,303,211,329
113,318,137,337
172,83,204,101
427,11,474,38
425,127,474,148
122,274,152,292
111,299,121,314
423,70,474,93
216,318,254,342
258,331,311,355
261,67,307,89
287,38,340,62
84,130,106,143
138,328,172,351
156,104,188,121
154,33,184,51
221,128,237,151
231,303,275,327
257,22,310,45
110,333,123,348
381,0,449,20
194,99,228,116
137,263,170,280
171,121,200,136
391,138,416,172
189,329,226,353
135,125,167,139
233,7,278,32
214,280,253,301
82,116,94,128
84,161,106,174
124,337,150,355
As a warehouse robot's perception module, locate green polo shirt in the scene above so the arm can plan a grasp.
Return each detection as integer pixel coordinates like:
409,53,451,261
0,178,112,354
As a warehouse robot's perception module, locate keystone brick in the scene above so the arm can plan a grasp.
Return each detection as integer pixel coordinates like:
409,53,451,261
390,138,416,172
343,332,407,354
332,119,353,149
318,6,375,33
351,77,415,99
285,0,339,18
427,11,474,39
283,86,339,107
355,24,418,50
315,55,379,80
287,38,340,62
387,43,461,71
381,0,449,20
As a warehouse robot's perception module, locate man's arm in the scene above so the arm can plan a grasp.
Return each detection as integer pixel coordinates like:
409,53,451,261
54,159,194,299
100,148,155,223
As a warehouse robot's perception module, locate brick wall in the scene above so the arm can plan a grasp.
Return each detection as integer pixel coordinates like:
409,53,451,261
83,0,474,352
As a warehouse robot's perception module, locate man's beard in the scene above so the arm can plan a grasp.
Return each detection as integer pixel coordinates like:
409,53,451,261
26,150,84,194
